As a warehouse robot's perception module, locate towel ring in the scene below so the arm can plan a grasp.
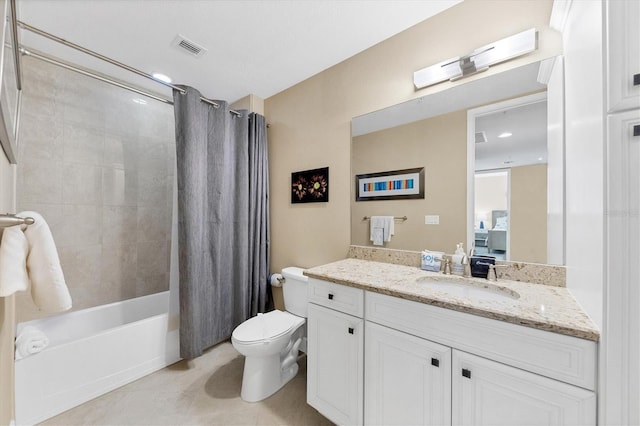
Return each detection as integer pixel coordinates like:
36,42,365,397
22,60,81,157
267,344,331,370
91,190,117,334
0,213,35,228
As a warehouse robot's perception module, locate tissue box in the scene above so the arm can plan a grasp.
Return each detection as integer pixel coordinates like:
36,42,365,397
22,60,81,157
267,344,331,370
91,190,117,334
470,255,495,278
421,251,444,272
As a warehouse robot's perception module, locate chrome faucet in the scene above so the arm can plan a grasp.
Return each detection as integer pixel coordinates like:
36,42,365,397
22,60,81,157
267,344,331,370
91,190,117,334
488,264,509,281
443,258,452,275
461,254,470,277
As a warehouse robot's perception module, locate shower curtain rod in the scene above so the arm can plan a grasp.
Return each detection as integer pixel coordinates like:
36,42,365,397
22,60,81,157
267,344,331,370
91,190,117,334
17,20,242,116
21,48,174,104
10,0,22,90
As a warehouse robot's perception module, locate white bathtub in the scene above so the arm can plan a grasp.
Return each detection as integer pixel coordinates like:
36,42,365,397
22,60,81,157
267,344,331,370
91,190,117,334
14,291,180,425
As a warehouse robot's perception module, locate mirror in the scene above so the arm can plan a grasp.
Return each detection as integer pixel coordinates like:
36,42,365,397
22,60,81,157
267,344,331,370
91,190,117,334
351,58,563,265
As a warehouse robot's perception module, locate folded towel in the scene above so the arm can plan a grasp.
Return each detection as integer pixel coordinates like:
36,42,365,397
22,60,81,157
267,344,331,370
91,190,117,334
371,228,384,246
0,225,30,297
370,216,394,245
385,217,395,242
20,211,72,313
15,325,49,360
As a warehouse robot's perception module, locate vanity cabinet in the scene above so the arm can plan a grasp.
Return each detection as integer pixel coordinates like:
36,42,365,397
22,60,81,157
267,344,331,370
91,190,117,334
306,279,364,426
306,278,597,426
366,291,596,426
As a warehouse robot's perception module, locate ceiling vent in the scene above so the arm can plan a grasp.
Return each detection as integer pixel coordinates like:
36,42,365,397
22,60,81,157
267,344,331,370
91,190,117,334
172,34,208,58
475,131,488,144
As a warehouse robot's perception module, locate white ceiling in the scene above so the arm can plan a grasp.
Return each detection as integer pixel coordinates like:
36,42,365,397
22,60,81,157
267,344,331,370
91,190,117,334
16,0,461,103
475,99,547,171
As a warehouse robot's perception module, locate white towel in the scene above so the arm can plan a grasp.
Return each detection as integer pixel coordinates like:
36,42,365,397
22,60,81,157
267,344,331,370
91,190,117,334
0,225,30,297
15,325,49,360
370,216,395,245
371,228,384,246
385,217,395,242
20,211,72,313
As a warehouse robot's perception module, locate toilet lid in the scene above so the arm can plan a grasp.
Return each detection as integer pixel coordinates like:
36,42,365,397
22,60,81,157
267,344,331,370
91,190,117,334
232,310,303,343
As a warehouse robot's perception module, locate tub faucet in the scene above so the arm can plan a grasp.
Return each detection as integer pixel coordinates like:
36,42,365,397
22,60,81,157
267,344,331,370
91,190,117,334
488,264,509,281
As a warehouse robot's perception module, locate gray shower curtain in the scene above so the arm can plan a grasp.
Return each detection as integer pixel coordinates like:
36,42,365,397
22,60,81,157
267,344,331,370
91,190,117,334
173,86,270,360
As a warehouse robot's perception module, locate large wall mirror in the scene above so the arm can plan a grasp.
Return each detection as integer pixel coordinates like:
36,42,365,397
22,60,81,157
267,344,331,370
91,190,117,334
351,57,564,265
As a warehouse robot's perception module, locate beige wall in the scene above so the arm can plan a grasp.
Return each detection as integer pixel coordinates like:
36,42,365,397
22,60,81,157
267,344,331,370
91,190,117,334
231,94,265,115
351,110,467,252
0,149,16,423
510,163,547,263
265,0,561,272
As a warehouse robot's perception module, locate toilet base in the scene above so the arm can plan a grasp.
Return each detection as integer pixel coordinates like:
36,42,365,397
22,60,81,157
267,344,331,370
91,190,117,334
240,355,299,402
233,314,306,402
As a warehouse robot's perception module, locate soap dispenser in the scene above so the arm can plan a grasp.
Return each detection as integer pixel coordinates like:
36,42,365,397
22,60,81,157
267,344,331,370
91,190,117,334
452,243,465,276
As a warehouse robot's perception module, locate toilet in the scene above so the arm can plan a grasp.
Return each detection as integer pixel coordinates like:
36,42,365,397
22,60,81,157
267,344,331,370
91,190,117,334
231,266,308,402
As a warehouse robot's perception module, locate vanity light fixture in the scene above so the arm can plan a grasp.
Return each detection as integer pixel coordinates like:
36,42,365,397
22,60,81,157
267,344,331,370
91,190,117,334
498,132,513,138
413,28,538,90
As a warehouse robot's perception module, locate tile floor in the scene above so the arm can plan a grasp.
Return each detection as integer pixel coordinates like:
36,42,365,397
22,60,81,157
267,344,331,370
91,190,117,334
40,341,333,426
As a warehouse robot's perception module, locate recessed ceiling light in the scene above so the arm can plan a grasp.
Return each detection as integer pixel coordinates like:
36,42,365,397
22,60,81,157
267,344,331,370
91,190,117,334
152,73,172,83
132,98,148,105
498,132,513,138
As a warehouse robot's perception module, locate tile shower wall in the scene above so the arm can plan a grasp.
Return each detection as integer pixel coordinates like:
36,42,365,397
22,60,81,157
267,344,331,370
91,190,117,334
15,57,175,322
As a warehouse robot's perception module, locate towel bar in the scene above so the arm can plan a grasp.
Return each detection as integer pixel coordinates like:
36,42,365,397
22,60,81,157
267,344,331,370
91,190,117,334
362,216,407,221
0,213,35,228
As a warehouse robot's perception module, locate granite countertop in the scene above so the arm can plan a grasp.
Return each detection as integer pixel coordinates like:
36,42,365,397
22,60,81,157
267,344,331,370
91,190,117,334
303,258,600,342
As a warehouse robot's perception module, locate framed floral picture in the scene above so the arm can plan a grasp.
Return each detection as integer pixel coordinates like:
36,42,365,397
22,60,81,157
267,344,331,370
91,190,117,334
291,167,329,203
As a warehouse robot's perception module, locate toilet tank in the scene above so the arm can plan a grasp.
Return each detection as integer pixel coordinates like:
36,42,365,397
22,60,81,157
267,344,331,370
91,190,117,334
280,267,308,318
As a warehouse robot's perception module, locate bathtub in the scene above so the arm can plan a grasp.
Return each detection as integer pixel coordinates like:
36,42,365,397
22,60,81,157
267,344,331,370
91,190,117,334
14,291,180,425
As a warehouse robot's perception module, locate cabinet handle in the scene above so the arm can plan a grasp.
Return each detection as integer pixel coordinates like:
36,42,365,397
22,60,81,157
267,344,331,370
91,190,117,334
462,368,472,379
328,294,334,300
634,125,640,137
634,73,640,86
431,358,440,367
348,327,354,334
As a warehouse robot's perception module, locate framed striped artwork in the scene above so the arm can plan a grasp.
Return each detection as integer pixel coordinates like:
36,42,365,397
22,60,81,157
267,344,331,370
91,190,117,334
355,167,424,201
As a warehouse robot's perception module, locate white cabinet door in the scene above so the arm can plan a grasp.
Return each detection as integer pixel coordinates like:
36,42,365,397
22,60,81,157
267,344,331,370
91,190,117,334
307,303,363,426
452,350,595,426
605,109,640,425
365,321,451,426
607,0,640,112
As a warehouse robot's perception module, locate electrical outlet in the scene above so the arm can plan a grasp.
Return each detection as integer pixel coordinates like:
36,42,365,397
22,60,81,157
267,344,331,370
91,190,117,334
425,215,439,225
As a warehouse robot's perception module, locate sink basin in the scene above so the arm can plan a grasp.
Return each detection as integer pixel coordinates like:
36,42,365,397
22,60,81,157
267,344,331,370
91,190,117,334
415,277,520,302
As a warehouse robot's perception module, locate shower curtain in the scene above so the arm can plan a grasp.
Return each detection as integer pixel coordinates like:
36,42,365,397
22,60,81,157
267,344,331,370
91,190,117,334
173,86,270,359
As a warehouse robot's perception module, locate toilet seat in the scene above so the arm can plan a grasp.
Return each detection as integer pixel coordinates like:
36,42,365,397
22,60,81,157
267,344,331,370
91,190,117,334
232,310,304,344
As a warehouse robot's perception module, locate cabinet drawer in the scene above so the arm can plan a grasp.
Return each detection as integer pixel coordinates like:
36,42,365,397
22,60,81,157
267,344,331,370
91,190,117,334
308,278,364,318
366,291,597,390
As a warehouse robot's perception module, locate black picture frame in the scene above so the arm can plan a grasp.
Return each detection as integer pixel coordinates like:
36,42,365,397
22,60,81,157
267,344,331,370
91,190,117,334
355,167,424,201
291,167,329,203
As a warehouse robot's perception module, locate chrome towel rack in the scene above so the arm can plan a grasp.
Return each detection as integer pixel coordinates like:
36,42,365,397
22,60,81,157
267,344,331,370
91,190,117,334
362,216,407,221
0,213,35,228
